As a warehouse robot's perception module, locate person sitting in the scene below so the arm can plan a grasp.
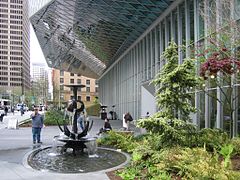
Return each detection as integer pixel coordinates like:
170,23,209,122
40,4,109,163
97,118,112,135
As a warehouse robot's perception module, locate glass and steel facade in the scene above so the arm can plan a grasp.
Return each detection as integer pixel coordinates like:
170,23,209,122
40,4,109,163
30,0,240,135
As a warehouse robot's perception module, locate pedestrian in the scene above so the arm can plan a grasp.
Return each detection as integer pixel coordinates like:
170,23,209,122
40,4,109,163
30,107,44,144
20,105,24,116
4,106,8,116
77,111,85,132
124,112,133,131
97,118,112,135
11,106,14,115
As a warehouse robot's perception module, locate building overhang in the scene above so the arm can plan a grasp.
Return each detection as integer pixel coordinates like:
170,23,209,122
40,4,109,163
30,0,174,78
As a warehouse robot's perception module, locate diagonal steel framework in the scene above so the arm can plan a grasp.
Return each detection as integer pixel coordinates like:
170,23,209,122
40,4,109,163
30,0,174,78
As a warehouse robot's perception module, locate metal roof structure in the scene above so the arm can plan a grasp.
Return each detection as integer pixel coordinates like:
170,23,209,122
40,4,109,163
30,0,174,78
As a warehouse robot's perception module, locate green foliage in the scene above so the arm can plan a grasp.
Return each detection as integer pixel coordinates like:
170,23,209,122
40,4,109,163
118,146,240,180
44,110,65,126
86,103,100,116
230,137,240,155
153,147,239,180
197,128,230,151
219,144,234,168
152,41,201,121
137,115,197,148
97,131,138,153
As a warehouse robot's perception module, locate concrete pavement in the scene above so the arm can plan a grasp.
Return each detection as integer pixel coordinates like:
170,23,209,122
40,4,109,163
0,115,128,180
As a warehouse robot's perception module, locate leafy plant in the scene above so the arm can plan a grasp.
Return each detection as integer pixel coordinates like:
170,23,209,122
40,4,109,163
44,110,66,125
230,137,240,155
219,144,234,168
138,116,198,148
197,128,230,151
97,131,138,153
151,41,201,121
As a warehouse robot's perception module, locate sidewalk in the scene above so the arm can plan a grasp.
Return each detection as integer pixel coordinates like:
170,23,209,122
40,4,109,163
0,117,125,180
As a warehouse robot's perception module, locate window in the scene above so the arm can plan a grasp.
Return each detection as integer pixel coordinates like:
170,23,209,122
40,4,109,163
70,95,74,100
86,96,91,102
70,73,74,76
77,96,81,101
70,79,74,84
86,79,90,85
95,87,98,92
86,87,90,92
95,80,98,85
60,70,64,76
60,78,64,83
77,74,81,76
77,79,81,84
60,85,64,91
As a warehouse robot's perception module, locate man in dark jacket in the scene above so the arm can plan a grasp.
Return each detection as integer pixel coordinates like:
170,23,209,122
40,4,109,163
31,107,44,144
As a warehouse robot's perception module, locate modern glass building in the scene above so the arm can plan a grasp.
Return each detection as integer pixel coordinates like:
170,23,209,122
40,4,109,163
30,0,240,135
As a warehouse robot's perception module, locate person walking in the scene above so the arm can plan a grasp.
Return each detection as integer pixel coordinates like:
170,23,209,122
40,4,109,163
20,105,24,116
4,106,8,116
31,107,44,144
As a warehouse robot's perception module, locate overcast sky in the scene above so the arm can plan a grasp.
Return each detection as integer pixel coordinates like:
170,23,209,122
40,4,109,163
30,24,47,66
30,24,53,93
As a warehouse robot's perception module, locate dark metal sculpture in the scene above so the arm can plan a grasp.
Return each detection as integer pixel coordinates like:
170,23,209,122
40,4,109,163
55,84,95,155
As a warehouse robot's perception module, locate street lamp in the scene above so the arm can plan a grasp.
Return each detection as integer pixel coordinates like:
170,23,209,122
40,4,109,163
21,66,24,103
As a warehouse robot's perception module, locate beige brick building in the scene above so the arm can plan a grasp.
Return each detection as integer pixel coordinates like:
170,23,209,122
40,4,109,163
52,69,98,107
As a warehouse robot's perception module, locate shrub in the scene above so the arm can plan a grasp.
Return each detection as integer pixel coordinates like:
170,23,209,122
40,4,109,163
44,110,66,126
86,103,101,116
197,128,230,151
230,137,240,155
97,131,138,153
138,116,198,148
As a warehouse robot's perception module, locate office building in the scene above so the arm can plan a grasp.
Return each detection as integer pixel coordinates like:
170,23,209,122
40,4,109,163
0,0,30,96
30,0,240,135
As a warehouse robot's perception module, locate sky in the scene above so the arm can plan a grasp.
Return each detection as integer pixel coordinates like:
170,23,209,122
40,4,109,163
30,24,53,93
30,24,47,67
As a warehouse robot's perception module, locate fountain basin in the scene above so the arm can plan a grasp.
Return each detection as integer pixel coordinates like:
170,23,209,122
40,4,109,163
26,147,129,173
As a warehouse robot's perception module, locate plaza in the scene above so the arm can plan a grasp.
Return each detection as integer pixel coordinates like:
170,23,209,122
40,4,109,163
0,114,127,180
1,0,240,179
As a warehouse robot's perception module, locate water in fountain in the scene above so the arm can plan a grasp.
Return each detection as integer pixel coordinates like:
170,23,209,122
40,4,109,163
84,138,98,158
28,147,128,173
48,136,59,157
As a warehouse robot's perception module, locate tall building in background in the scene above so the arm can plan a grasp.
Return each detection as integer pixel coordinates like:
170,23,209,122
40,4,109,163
52,69,98,107
0,0,30,98
32,62,47,81
31,62,48,105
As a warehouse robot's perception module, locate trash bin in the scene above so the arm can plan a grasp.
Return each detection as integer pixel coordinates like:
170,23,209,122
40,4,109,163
100,106,107,120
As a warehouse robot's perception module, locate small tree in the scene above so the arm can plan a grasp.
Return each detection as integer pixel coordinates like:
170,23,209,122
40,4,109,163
153,42,201,121
138,42,201,137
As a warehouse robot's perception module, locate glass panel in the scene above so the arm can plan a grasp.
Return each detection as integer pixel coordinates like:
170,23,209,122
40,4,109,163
173,9,178,44
189,0,194,43
180,2,186,59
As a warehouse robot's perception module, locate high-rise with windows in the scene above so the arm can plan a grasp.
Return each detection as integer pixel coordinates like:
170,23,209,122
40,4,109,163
0,0,30,96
